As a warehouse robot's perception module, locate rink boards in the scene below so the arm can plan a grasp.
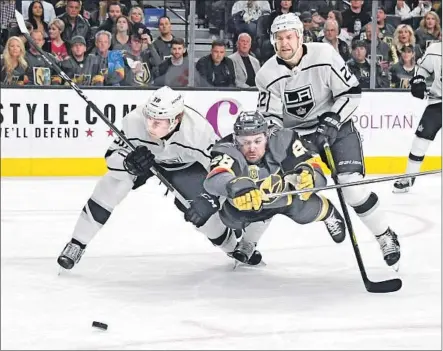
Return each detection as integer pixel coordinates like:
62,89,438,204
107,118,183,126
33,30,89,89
1,88,441,176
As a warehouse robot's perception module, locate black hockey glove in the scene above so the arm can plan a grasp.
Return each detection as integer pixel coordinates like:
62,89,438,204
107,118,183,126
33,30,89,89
184,193,220,228
410,75,427,100
123,146,155,176
315,111,340,147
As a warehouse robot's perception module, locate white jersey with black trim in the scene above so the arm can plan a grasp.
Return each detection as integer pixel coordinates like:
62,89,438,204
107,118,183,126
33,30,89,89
106,105,217,180
416,41,442,104
255,43,362,134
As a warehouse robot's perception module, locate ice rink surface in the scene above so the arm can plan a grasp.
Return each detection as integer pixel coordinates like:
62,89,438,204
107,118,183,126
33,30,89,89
1,175,441,350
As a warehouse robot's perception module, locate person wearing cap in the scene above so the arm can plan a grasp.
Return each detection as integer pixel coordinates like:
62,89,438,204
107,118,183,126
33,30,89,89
389,44,417,88
57,0,92,51
346,39,390,88
299,11,317,42
59,35,101,86
121,33,162,86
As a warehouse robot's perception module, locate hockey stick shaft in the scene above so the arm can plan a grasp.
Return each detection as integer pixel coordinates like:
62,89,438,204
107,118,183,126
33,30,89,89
322,141,370,284
15,10,190,208
268,169,441,198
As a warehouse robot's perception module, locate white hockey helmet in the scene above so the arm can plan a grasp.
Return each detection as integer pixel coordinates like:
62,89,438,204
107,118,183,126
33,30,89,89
270,13,304,49
142,86,185,124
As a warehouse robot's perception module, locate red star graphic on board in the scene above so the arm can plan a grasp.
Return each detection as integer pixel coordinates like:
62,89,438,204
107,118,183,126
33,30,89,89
85,128,94,137
106,129,114,136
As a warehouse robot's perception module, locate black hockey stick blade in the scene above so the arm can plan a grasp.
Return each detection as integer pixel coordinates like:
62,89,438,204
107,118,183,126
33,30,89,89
365,278,402,293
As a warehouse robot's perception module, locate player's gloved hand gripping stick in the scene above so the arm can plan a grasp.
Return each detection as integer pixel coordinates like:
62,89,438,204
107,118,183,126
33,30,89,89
14,10,190,209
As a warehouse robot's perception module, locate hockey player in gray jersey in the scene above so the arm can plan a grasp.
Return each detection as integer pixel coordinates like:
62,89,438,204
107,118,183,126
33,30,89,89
255,13,400,267
393,41,442,193
57,86,236,270
204,111,346,264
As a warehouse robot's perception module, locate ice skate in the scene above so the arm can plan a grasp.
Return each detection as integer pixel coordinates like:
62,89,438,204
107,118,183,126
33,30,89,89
57,241,85,270
324,206,346,243
376,228,401,269
231,239,265,269
393,177,415,193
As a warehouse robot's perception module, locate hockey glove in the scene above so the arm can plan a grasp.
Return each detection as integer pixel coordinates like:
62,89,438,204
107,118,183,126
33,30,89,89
184,193,220,228
284,162,316,201
226,177,262,211
123,145,155,176
316,112,340,147
410,75,427,99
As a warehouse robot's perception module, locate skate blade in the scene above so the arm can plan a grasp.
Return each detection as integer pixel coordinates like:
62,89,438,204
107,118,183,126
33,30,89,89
391,262,400,272
392,187,410,194
232,260,267,270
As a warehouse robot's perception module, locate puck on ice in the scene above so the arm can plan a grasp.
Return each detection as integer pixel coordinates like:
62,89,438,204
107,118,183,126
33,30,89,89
92,321,108,330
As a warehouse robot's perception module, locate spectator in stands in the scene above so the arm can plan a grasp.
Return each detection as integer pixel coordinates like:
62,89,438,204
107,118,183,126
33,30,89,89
122,33,161,86
391,24,423,62
415,11,441,51
93,30,124,85
347,40,390,88
377,7,396,43
195,40,236,87
25,30,60,85
363,23,394,65
48,18,68,60
231,0,271,41
98,1,122,33
23,0,56,22
129,6,152,41
28,0,49,47
152,37,189,88
111,15,131,51
318,19,351,61
58,0,92,50
1,36,29,85
228,33,261,88
299,11,317,42
395,0,432,20
341,0,371,38
310,9,326,38
319,10,353,45
153,16,175,61
60,35,102,86
389,44,416,88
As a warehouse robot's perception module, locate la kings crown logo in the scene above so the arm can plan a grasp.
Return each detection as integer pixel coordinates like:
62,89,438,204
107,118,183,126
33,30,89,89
284,84,315,119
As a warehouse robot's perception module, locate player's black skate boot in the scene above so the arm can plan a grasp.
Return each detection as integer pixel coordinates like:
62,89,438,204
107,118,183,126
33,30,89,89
57,239,85,270
323,205,346,243
376,228,401,267
393,177,415,193
232,239,255,263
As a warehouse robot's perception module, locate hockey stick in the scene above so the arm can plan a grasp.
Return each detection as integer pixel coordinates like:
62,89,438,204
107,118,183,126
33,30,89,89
322,140,402,293
268,169,441,198
15,10,190,209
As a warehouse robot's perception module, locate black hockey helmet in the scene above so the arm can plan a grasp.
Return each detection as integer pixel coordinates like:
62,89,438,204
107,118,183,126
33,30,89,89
233,111,268,137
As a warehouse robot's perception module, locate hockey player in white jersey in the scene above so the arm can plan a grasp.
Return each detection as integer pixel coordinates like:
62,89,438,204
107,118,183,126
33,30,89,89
393,41,442,193
57,86,239,270
255,13,401,267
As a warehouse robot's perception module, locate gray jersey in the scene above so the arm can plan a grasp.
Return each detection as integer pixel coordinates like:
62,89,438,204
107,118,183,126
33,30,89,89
255,43,361,134
204,129,325,209
106,105,217,181
416,42,442,104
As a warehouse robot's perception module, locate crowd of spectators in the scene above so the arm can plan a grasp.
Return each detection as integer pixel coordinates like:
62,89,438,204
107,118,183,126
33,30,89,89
0,0,441,89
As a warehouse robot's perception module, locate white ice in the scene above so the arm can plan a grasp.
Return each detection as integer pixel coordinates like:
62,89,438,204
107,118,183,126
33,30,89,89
1,175,441,350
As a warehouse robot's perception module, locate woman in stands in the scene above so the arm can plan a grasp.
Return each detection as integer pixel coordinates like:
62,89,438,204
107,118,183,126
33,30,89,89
415,11,441,51
48,19,69,61
27,0,50,50
389,44,417,88
391,24,423,62
0,36,29,86
111,15,132,51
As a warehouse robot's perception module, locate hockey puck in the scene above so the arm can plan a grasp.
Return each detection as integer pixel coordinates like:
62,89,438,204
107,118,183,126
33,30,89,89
92,321,108,330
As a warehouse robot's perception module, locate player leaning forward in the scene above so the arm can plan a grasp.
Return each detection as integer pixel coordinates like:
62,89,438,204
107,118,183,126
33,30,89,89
204,110,347,264
58,86,237,269
255,13,400,266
